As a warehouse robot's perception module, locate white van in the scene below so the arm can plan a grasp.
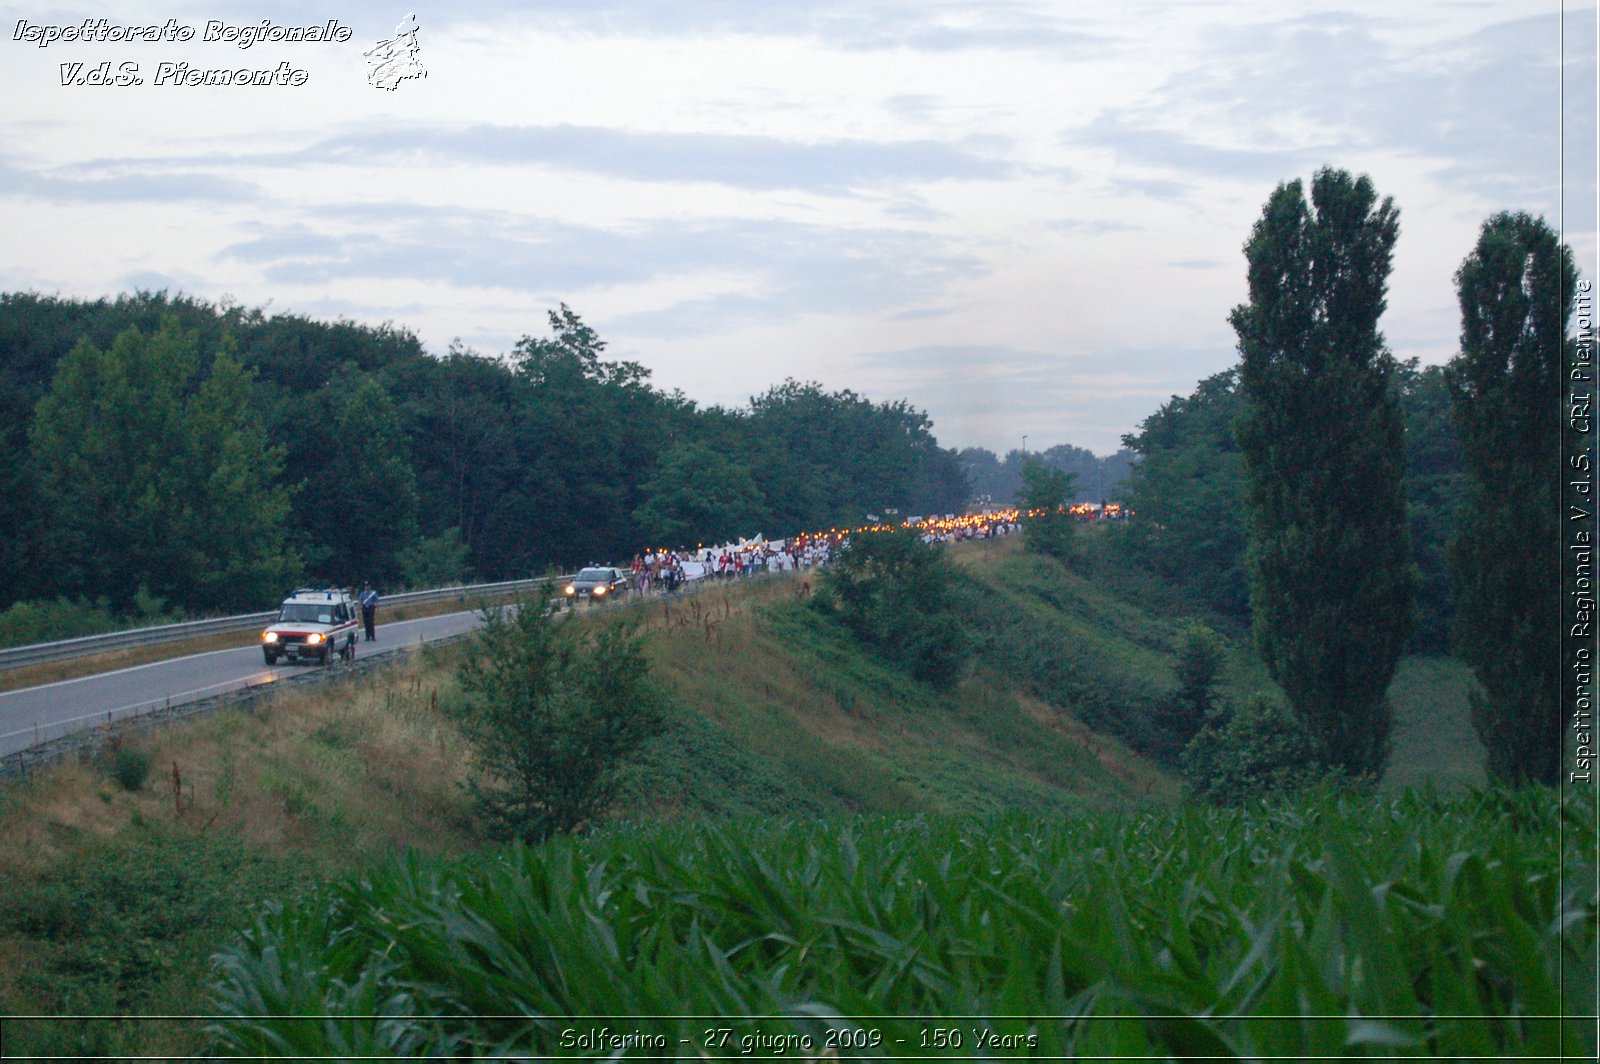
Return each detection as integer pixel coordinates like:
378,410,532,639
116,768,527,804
261,587,360,666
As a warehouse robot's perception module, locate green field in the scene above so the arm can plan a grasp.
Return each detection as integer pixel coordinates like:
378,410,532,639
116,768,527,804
201,788,1593,1060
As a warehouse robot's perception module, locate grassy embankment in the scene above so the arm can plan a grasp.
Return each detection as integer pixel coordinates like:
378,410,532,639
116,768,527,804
0,534,1508,1057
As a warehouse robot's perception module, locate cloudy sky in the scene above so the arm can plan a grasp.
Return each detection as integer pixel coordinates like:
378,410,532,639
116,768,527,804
2,1,1594,455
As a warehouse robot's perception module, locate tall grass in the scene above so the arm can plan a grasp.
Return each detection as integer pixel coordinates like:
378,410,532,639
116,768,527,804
210,785,1595,1059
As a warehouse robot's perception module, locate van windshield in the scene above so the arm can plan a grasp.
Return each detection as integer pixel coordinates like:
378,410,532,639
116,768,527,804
278,603,334,624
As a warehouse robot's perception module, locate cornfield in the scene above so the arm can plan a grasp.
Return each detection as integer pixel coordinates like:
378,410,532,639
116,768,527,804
210,785,1596,1060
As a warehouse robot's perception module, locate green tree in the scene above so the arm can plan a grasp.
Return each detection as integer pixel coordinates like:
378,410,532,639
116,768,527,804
512,302,648,388
455,596,665,842
1230,168,1418,779
1180,692,1322,805
29,319,297,612
506,306,673,567
632,441,764,548
818,523,970,689
392,345,529,578
396,527,472,589
1448,212,1575,785
178,341,301,610
1015,456,1077,562
747,380,968,533
30,321,193,605
291,371,420,585
1168,622,1228,749
1115,371,1250,624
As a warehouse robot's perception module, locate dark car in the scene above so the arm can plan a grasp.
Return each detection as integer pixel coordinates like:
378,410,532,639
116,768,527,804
563,566,630,603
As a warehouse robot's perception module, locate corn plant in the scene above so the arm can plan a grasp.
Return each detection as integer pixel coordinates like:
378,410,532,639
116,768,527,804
210,785,1597,1059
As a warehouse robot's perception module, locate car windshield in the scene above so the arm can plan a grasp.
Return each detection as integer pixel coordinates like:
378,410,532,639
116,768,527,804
278,603,334,623
575,569,613,582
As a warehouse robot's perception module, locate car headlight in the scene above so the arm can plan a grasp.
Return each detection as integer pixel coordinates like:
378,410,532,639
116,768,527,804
593,585,607,595
307,633,324,645
263,632,278,644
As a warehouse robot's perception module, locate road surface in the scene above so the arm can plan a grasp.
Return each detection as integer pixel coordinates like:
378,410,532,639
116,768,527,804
0,608,485,759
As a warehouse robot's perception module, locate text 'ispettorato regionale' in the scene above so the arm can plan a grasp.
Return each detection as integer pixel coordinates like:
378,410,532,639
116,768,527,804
13,18,353,87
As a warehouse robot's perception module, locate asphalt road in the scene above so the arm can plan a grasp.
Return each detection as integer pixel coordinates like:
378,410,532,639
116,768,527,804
0,608,486,759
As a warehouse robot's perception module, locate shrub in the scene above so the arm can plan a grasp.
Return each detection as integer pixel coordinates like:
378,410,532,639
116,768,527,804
0,597,120,649
454,594,665,842
1165,621,1228,750
813,524,970,689
0,589,180,649
106,749,152,792
1181,692,1321,804
396,527,472,589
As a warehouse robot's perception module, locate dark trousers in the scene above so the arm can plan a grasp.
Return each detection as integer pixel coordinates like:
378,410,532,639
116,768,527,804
362,606,376,640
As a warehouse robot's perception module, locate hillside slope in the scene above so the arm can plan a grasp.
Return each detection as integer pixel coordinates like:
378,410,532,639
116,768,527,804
620,546,1179,821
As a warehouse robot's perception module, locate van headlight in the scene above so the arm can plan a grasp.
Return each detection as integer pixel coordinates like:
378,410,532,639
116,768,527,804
263,632,278,644
306,633,324,645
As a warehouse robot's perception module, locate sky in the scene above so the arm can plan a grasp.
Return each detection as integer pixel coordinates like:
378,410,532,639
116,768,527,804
2,1,1595,456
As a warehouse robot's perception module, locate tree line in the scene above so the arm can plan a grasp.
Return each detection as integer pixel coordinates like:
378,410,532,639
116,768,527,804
1115,170,1577,788
0,295,969,625
960,443,1136,509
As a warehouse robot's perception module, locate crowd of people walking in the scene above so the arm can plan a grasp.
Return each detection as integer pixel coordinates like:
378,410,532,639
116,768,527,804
621,509,1027,598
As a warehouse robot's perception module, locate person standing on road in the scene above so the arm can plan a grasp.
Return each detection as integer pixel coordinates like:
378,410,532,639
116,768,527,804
359,583,380,641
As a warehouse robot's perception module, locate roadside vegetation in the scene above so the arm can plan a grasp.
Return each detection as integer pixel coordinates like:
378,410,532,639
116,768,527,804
0,533,1504,1059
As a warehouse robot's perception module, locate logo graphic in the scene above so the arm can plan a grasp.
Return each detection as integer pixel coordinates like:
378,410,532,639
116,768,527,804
364,13,425,90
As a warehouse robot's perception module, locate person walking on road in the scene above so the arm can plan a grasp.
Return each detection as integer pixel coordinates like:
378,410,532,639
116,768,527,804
359,583,380,641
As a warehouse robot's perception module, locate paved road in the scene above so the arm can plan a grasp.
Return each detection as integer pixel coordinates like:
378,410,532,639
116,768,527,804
0,609,486,758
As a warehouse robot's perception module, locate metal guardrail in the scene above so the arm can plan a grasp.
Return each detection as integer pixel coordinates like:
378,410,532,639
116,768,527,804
0,568,792,774
0,577,559,672
1,626,487,778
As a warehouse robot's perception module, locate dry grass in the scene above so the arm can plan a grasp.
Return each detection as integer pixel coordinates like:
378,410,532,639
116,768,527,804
0,579,818,883
0,650,482,1061
642,576,894,749
0,652,481,887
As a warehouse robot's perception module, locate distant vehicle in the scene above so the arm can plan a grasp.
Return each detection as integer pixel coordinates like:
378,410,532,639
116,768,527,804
261,587,360,666
564,567,630,603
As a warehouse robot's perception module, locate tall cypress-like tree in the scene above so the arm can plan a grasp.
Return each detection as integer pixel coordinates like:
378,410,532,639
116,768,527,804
1448,212,1574,785
1229,168,1418,779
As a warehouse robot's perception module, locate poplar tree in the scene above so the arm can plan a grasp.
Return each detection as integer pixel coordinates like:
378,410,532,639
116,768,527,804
1448,212,1574,785
1229,168,1418,779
